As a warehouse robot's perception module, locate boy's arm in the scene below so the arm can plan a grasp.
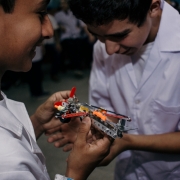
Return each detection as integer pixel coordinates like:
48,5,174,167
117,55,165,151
99,132,180,166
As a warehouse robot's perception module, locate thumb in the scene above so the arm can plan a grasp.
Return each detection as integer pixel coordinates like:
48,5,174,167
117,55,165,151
76,117,91,145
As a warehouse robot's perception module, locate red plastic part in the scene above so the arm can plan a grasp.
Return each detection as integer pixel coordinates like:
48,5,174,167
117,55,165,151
54,87,76,107
54,101,63,106
104,113,125,119
62,112,87,118
69,87,76,98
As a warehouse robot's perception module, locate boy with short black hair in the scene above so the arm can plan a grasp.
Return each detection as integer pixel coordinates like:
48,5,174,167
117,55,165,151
53,0,180,179
0,0,112,179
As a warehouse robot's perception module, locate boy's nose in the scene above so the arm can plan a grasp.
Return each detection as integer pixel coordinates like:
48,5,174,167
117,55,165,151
42,15,54,39
105,40,120,55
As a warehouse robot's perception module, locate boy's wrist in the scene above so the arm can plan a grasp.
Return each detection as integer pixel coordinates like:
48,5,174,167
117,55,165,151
65,168,89,180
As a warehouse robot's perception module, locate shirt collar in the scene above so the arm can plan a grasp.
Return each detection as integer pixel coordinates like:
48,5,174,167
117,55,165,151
157,2,180,52
160,0,164,9
0,104,23,138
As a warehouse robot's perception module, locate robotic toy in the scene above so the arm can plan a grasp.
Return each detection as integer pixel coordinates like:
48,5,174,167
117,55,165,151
54,87,133,139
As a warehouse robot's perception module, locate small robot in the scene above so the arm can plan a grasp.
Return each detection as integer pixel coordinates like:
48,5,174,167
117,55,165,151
54,87,133,139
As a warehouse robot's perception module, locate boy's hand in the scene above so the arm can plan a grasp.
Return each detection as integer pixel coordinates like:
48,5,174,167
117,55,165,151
46,117,81,150
65,117,113,180
46,117,105,152
98,134,130,166
30,90,70,139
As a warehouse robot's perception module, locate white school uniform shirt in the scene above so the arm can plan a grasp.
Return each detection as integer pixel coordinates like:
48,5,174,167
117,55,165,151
89,2,180,180
0,92,65,180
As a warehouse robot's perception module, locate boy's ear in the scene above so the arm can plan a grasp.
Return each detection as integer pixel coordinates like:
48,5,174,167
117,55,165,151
149,0,161,17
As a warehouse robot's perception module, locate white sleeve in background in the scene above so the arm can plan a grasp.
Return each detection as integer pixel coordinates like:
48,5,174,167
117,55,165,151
79,20,86,27
32,46,43,62
48,14,59,30
55,174,74,180
44,14,59,44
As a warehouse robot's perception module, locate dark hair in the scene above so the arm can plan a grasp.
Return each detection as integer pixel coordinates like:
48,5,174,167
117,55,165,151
0,0,15,13
68,0,152,27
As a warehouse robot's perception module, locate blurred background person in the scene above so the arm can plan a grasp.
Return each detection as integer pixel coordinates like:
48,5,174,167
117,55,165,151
166,0,180,12
55,0,95,77
44,6,62,82
26,46,50,98
171,0,180,12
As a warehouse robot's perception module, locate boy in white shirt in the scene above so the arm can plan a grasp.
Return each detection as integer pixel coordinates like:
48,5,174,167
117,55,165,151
0,0,112,179
50,0,180,179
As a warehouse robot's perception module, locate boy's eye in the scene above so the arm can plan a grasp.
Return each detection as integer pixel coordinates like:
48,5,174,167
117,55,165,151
108,34,129,42
39,11,48,16
38,11,48,21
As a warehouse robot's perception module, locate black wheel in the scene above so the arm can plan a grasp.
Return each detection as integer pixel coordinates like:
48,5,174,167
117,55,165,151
60,117,71,123
117,130,123,138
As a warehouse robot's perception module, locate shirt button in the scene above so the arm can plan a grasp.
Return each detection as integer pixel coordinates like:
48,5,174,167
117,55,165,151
135,100,140,104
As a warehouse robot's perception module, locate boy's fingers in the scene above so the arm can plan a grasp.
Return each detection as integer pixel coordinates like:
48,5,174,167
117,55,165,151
102,136,114,150
75,117,91,145
63,143,73,152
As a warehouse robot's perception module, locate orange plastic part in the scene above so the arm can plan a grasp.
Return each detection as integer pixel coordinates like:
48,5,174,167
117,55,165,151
93,111,106,121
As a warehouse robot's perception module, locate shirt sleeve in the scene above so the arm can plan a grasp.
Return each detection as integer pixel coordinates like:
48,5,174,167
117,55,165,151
0,171,36,180
48,14,59,30
55,174,74,180
89,41,113,111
